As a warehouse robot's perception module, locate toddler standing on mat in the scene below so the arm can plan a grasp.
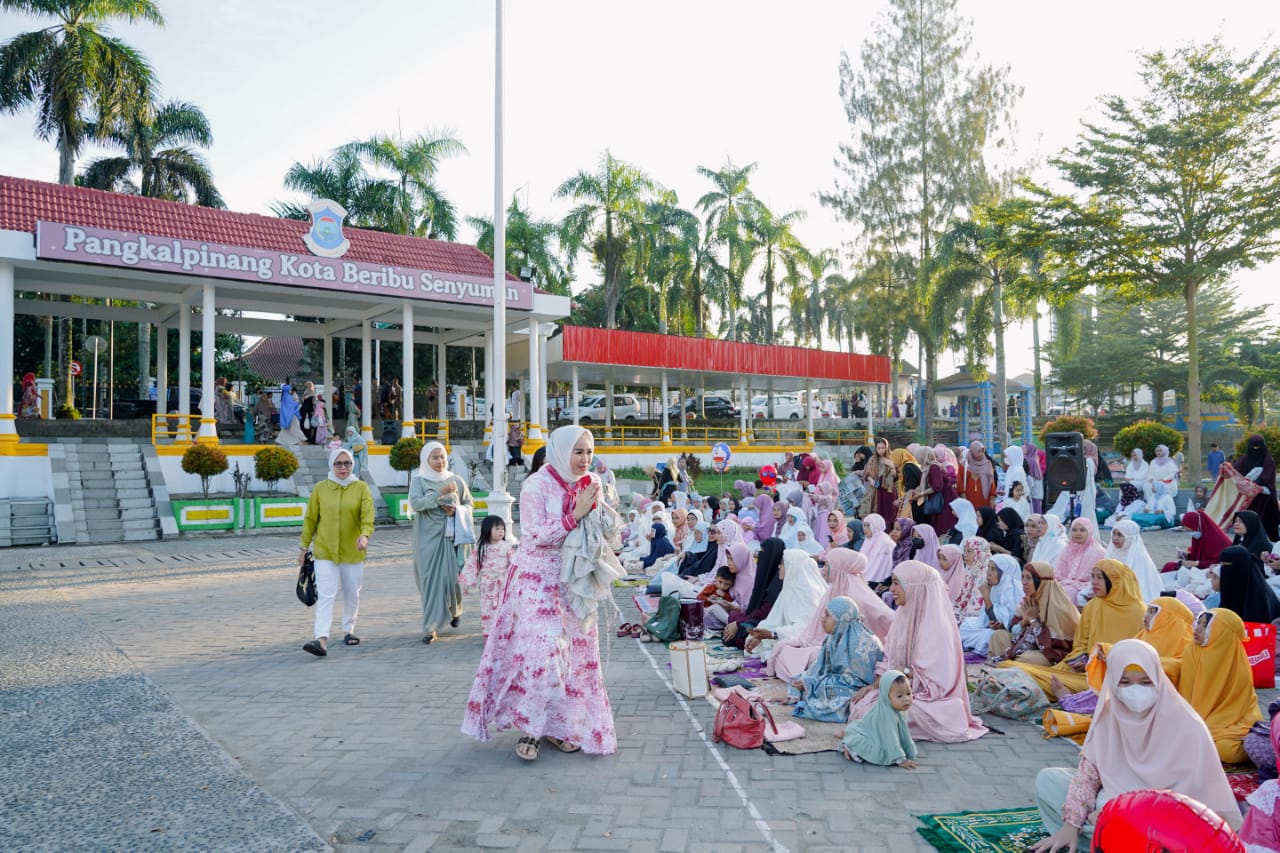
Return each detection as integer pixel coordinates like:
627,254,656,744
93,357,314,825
840,669,918,769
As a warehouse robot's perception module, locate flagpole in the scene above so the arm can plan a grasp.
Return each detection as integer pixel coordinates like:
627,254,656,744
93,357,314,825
487,0,513,527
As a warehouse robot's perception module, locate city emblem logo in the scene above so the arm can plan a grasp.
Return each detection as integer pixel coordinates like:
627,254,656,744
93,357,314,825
302,199,351,258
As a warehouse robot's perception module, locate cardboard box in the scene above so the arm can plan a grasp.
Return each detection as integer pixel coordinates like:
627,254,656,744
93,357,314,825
669,641,709,698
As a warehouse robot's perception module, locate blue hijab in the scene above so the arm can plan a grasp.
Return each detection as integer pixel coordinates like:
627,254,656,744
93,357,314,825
278,384,299,426
641,523,674,569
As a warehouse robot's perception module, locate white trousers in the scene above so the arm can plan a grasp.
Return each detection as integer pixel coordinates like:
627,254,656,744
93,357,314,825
314,559,364,639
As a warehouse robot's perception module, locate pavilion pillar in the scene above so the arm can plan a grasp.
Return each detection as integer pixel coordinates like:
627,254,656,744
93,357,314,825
526,318,543,450
177,301,191,441
483,331,494,451
958,395,969,445
361,320,373,442
1021,390,1033,446
806,384,815,446
571,365,580,425
981,382,994,451
660,370,670,445
155,322,167,419
436,342,447,421
401,303,415,439
0,263,16,444
537,326,549,431
739,378,748,444
322,334,333,433
867,390,875,442
195,282,218,444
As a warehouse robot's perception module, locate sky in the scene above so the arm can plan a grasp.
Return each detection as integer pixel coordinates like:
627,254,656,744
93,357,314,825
1,0,1275,390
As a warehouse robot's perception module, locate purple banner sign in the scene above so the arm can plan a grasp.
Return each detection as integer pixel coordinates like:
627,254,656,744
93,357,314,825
35,221,533,310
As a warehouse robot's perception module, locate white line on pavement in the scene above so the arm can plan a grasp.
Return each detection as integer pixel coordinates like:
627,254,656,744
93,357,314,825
636,640,789,853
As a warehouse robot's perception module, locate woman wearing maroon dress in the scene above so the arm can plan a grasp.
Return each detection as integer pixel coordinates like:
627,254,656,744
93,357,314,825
908,447,958,537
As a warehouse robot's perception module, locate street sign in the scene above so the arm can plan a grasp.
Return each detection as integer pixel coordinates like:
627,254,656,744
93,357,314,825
70,361,82,376
711,442,732,473
83,334,108,356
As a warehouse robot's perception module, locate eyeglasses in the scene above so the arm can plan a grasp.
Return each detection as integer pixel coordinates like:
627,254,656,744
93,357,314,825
333,461,353,467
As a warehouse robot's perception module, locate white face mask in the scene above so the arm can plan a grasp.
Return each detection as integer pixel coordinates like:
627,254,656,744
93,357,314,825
1115,683,1158,713
1189,530,1202,539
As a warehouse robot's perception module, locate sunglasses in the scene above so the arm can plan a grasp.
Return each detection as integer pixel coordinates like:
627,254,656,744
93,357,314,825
334,461,353,467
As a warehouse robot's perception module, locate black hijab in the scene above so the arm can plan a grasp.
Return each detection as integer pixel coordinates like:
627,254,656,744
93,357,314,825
852,446,872,473
977,506,1001,542
745,537,786,614
996,507,1027,562
1233,511,1273,562
1218,544,1280,623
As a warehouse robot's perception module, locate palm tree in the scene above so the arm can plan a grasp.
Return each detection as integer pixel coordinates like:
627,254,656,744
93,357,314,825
557,150,661,330
343,130,467,238
785,248,837,347
80,100,224,206
273,147,396,226
0,0,162,410
696,159,760,340
467,195,569,296
751,204,805,340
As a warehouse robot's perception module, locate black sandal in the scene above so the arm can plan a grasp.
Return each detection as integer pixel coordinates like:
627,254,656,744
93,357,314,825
515,736,540,761
423,633,437,645
344,634,360,646
450,616,460,628
303,640,327,657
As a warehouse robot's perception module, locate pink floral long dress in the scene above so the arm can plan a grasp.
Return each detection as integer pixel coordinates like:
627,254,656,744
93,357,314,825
461,468,617,754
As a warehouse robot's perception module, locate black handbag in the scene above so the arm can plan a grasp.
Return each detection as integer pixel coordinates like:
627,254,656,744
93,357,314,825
296,551,317,606
922,492,944,515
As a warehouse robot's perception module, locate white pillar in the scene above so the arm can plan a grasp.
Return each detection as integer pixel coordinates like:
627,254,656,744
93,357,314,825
660,369,670,445
483,331,494,443
527,318,542,444
401,303,415,438
155,323,167,415
0,263,16,442
177,301,191,441
322,334,333,430
572,364,580,424
739,377,749,444
196,282,218,443
806,383,815,445
485,0,512,526
437,342,447,419
361,320,373,441
537,327,549,430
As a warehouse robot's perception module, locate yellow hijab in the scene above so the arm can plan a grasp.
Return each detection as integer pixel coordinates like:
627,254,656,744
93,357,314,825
1138,597,1195,659
1179,608,1263,742
890,448,917,496
1056,559,1144,671
1027,561,1080,642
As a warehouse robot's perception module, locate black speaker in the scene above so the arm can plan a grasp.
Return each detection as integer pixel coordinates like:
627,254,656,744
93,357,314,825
1045,432,1086,492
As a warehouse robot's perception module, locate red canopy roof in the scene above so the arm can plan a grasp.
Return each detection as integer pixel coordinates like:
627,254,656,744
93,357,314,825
559,325,890,384
0,174,515,280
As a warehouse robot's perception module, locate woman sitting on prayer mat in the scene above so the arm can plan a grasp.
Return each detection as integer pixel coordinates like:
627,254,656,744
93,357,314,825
1179,608,1262,764
744,549,828,663
988,561,1080,667
1217,544,1280,624
1104,520,1163,604
845,560,988,743
786,596,883,723
1030,639,1241,852
721,538,785,649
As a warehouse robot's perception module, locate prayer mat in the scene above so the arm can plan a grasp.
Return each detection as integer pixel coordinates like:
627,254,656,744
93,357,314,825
613,577,650,588
1225,763,1261,801
964,651,987,665
761,714,846,755
916,807,1047,853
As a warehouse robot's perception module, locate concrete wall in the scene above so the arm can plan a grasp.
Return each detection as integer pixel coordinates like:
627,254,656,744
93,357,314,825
0,456,54,500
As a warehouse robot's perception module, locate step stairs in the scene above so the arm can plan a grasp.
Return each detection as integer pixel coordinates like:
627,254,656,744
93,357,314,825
0,499,56,547
65,442,162,543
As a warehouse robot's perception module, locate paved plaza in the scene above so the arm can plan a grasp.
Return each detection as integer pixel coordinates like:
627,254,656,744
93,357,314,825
0,527,1256,852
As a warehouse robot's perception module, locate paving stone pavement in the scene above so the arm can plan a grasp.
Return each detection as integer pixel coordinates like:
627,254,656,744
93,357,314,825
0,526,1270,852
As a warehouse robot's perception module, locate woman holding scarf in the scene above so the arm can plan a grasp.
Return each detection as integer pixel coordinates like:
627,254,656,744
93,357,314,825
410,441,473,644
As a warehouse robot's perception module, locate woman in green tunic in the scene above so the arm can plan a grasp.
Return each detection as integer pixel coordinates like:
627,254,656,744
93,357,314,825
410,441,473,644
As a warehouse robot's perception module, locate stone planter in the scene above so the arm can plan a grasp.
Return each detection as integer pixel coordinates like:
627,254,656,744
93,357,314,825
384,492,411,521
252,496,309,528
172,498,238,531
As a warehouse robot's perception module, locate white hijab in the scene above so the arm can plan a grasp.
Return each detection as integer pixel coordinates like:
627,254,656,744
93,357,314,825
758,549,830,656
1003,445,1028,493
779,506,804,549
1031,513,1068,565
793,523,823,556
417,441,450,482
986,553,1025,628
1105,519,1162,603
546,424,591,483
950,497,979,542
327,447,358,486
1125,448,1149,483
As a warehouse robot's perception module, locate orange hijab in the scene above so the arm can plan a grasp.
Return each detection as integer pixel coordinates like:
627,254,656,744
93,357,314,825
1178,608,1263,743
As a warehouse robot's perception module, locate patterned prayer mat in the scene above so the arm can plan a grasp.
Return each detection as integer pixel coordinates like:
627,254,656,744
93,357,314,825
1225,763,1261,801
705,680,847,755
916,807,1047,853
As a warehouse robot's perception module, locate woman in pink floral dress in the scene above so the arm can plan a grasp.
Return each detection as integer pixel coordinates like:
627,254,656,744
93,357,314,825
462,425,617,760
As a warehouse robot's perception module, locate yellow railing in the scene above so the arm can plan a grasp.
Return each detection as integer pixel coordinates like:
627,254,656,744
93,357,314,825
412,418,450,447
811,427,870,446
152,413,201,444
584,423,666,447
668,425,742,444
748,425,812,445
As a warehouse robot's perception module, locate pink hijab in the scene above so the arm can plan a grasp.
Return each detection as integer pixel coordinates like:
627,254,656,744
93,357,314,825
1054,516,1106,603
913,523,941,570
727,543,755,608
818,456,840,492
714,519,744,571
937,543,965,602
860,513,896,583
933,444,959,474
769,548,892,679
1084,639,1239,828
752,493,776,539
880,560,987,743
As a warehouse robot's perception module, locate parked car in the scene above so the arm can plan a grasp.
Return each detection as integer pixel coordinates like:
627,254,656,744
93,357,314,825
578,394,639,423
668,394,739,421
750,394,803,419
1099,451,1126,484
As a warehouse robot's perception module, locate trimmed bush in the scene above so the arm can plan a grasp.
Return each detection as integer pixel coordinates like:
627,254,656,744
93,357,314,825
679,452,703,480
1113,420,1184,461
254,446,299,495
182,444,229,499
1039,415,1098,443
1234,427,1280,466
55,404,81,419
390,437,426,487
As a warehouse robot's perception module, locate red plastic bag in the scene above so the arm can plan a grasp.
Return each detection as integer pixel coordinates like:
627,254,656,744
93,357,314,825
1244,622,1276,689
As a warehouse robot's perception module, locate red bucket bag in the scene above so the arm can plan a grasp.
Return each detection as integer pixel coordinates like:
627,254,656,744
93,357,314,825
712,687,778,750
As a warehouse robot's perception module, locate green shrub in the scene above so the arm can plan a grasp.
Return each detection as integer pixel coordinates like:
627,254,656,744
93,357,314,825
55,404,81,420
390,437,426,487
1234,427,1280,466
1039,415,1098,443
1113,420,1184,461
182,444,229,499
254,446,299,495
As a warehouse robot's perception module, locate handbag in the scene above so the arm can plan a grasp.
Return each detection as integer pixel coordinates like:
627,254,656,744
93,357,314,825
296,551,317,606
922,492,944,515
712,687,778,749
643,591,683,642
968,667,1049,720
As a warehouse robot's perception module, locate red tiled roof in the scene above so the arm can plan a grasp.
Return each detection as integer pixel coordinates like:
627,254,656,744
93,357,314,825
241,336,306,384
0,174,515,280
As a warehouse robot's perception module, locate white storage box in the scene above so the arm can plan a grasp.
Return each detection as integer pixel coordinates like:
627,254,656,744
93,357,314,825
669,640,709,698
